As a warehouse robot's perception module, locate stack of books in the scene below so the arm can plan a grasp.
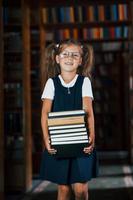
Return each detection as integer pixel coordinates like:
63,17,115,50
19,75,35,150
48,110,89,158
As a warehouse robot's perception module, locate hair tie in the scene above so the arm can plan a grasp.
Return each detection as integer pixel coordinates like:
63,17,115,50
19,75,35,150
56,44,59,48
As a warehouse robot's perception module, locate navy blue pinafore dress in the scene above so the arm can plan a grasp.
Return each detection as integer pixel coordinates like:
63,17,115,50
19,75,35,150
40,75,98,184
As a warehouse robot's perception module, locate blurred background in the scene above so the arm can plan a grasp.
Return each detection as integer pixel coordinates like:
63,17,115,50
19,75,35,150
0,0,133,199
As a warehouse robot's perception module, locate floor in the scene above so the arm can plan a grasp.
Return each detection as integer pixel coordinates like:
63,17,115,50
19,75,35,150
6,164,133,200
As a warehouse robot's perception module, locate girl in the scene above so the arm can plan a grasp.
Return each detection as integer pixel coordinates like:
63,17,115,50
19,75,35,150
40,39,98,200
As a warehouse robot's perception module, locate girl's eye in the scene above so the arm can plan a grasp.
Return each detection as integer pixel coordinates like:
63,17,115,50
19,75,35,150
73,54,80,57
62,53,68,56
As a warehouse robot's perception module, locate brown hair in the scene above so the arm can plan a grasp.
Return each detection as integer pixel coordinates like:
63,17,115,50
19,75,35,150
41,39,94,86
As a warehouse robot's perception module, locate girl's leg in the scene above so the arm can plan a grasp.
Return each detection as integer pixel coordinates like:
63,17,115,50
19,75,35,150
57,184,72,200
73,182,89,200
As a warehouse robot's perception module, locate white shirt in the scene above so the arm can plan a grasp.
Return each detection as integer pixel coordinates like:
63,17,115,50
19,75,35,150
41,74,94,100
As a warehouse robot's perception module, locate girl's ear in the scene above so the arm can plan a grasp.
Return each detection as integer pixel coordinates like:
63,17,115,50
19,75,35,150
56,55,59,64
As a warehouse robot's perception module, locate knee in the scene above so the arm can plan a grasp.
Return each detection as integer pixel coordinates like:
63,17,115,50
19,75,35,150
74,188,87,199
74,186,88,199
58,185,71,195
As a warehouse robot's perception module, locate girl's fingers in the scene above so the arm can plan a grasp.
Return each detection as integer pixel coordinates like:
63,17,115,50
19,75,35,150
48,148,57,154
83,144,94,154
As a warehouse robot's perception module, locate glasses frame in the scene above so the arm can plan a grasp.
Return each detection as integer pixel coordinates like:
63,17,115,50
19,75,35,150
59,51,82,60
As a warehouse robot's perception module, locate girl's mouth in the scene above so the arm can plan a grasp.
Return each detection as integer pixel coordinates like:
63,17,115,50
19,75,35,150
65,62,73,65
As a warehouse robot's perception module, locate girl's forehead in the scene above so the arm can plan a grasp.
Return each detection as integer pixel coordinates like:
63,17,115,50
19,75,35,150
61,44,82,52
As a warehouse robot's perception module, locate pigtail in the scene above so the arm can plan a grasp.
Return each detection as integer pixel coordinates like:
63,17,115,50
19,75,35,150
41,43,60,87
81,44,94,78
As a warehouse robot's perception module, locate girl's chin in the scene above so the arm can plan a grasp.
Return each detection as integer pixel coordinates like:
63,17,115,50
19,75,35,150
63,69,76,73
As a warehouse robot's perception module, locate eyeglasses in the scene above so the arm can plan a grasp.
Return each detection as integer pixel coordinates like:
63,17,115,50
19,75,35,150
59,51,82,60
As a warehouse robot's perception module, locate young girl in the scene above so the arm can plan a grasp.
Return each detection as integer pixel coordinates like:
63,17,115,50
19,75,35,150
40,39,98,200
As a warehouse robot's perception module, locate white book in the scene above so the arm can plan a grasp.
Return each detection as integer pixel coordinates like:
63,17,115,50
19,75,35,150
51,132,88,138
48,110,85,118
51,135,88,142
51,139,89,145
48,124,85,130
50,127,87,134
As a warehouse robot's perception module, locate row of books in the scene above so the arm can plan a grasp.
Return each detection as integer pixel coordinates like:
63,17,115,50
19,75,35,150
4,112,22,134
93,41,128,52
93,76,115,88
95,114,116,125
4,82,22,90
5,61,22,69
95,126,114,145
41,32,128,51
45,26,128,41
42,4,128,24
95,54,115,65
6,136,24,160
94,62,118,76
5,68,22,80
4,32,22,51
94,90,111,101
4,83,22,107
94,102,116,114
3,8,22,24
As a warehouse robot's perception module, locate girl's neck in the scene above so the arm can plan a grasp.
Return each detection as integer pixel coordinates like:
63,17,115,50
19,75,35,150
60,72,77,84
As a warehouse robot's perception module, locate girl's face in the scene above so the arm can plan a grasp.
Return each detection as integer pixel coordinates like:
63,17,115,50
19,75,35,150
56,44,82,74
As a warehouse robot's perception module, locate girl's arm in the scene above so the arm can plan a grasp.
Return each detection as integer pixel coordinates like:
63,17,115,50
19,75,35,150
41,99,57,154
83,96,95,154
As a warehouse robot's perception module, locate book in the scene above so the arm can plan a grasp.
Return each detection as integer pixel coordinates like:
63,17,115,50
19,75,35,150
50,127,87,134
48,110,89,157
48,109,85,117
48,123,85,130
48,116,85,126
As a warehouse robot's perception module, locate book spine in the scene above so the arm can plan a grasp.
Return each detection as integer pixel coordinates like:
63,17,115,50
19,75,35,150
49,123,85,130
50,132,88,138
51,135,88,142
48,116,85,126
51,140,89,145
48,110,85,118
48,113,85,119
50,127,87,134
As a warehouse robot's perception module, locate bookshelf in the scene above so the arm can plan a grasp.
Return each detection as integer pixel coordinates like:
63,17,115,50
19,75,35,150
0,0,4,199
4,0,23,191
40,0,130,42
2,0,133,192
3,0,32,191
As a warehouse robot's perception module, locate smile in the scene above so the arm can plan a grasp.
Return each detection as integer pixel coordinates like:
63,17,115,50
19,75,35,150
65,62,73,65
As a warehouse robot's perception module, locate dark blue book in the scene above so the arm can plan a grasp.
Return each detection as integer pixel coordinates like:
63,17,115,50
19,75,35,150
111,4,118,21
93,5,99,21
104,5,111,21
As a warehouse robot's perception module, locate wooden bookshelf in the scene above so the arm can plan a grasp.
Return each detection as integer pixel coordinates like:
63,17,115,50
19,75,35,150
3,0,32,191
22,0,32,189
0,0,4,199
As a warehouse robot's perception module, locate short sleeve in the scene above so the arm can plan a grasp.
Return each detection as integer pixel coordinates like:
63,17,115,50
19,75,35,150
82,77,94,99
41,78,55,100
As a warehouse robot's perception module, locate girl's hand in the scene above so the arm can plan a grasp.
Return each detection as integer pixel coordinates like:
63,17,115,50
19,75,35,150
45,137,57,155
83,134,95,154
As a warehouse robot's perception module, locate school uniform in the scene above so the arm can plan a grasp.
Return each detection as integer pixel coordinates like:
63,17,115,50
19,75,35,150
40,74,99,184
